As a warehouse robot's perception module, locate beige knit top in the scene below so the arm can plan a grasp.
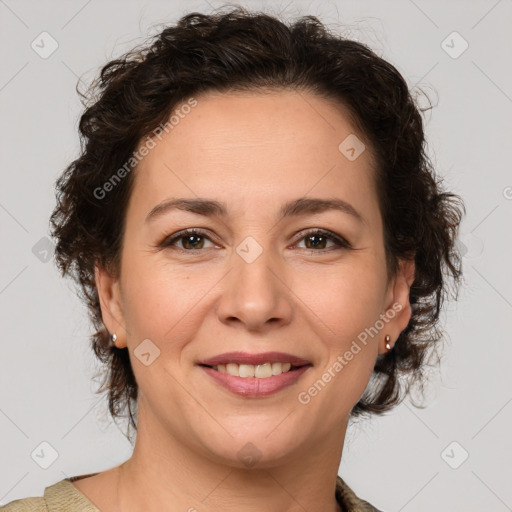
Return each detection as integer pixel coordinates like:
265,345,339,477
0,473,382,511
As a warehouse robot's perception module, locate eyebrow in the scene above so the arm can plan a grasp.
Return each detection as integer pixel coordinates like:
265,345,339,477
145,196,365,224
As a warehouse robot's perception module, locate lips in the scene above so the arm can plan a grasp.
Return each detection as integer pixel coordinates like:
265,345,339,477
197,351,312,397
199,364,311,397
198,351,311,367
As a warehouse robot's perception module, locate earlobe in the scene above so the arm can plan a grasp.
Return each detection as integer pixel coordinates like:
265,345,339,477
94,264,127,348
379,259,415,355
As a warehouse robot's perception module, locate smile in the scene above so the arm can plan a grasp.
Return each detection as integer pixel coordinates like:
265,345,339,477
199,363,312,397
208,362,297,378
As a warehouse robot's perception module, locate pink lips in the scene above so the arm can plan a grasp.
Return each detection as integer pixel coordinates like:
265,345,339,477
199,351,311,367
199,365,311,397
197,351,312,398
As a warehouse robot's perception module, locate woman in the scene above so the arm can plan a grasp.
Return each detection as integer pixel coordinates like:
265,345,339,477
1,6,463,512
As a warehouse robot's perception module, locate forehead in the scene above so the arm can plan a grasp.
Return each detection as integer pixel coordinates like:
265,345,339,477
160,89,365,163
128,89,378,222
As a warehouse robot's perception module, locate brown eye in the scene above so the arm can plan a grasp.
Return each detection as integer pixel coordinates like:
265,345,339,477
161,229,215,251
179,233,205,250
295,229,351,252
303,233,330,250
160,228,351,253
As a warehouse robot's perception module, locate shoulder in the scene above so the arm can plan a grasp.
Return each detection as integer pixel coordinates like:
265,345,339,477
0,476,100,512
0,496,47,511
335,475,384,512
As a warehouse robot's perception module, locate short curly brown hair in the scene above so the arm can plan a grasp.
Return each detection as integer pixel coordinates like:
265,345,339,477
49,5,464,436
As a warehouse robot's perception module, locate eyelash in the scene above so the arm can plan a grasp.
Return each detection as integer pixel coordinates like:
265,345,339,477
159,228,352,253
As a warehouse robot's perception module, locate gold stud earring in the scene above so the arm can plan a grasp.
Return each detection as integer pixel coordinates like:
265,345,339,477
385,335,391,351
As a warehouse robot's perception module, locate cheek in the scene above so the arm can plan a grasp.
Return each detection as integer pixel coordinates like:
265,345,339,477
120,250,221,345
295,259,386,397
297,258,388,341
298,269,384,416
295,291,383,432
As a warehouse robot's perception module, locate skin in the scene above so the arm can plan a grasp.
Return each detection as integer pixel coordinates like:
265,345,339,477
75,89,415,512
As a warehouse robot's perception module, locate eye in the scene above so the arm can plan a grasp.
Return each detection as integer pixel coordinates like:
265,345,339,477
161,229,216,251
293,229,352,252
159,228,352,252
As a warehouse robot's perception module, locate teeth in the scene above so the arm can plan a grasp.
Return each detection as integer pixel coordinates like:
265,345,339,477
214,362,292,378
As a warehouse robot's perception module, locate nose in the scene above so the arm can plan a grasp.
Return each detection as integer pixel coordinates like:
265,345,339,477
215,242,294,332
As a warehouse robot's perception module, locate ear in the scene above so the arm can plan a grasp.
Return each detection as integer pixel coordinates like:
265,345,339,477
95,264,127,348
378,258,415,355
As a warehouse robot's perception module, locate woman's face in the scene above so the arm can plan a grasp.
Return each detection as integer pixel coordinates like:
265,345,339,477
97,90,413,467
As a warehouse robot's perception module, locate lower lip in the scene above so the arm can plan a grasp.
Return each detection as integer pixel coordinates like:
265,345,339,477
199,365,311,397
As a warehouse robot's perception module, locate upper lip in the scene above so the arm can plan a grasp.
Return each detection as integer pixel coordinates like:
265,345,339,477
198,351,312,367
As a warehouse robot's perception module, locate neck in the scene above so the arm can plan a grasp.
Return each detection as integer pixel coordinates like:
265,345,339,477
115,399,347,512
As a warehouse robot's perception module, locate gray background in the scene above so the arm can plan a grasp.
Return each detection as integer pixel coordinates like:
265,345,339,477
1,1,511,510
